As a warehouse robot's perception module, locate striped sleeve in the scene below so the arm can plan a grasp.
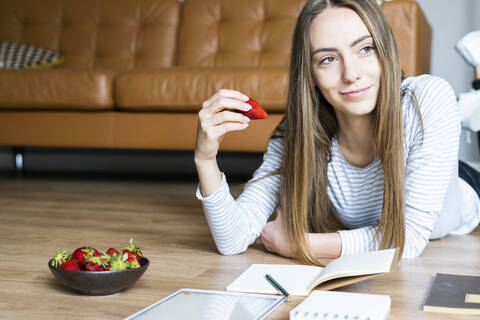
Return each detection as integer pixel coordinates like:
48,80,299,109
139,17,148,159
196,138,283,255
338,75,461,258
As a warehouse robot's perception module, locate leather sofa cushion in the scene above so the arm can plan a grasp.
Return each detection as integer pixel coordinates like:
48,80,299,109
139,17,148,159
0,69,115,110
0,0,180,70
177,0,305,67
115,67,288,112
382,0,431,76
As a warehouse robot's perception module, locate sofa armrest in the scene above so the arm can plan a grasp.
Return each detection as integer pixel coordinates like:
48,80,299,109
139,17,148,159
382,0,432,76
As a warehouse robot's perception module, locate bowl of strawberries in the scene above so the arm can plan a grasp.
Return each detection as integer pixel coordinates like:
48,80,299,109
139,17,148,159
48,238,149,295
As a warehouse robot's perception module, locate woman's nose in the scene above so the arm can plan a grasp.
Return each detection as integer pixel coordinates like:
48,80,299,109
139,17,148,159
342,56,361,83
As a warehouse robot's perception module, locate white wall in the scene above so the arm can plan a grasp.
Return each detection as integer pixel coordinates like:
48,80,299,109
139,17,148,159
474,0,480,30
416,0,480,162
416,0,478,93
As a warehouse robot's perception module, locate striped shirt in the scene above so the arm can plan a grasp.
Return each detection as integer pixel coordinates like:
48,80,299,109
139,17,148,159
196,75,480,259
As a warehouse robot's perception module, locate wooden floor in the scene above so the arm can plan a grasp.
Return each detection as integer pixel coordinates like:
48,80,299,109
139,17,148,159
1,173,480,319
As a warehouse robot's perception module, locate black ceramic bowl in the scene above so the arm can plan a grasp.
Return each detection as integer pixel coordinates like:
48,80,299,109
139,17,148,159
48,258,149,295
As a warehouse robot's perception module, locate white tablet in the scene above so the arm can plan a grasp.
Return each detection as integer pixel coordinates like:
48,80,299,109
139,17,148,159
124,288,285,320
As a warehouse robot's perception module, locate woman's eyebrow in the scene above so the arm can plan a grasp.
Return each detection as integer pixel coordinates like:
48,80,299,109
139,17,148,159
311,35,372,57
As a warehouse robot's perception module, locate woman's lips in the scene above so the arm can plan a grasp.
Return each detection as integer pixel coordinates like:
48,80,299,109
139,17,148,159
340,85,372,98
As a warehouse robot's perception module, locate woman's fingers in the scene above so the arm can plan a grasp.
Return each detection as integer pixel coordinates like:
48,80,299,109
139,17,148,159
275,206,284,218
206,97,252,115
260,234,271,252
195,89,251,160
201,90,252,117
202,89,249,108
201,111,250,136
200,121,249,144
204,111,250,128
260,224,273,252
254,237,263,246
199,97,251,124
210,122,250,138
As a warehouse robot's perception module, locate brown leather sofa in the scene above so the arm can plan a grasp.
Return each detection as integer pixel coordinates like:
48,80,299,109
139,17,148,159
0,0,431,153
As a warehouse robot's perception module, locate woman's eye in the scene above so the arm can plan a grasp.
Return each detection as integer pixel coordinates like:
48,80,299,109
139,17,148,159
360,45,375,55
319,56,336,65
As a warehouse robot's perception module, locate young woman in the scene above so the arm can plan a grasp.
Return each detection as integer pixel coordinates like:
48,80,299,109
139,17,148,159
194,0,480,264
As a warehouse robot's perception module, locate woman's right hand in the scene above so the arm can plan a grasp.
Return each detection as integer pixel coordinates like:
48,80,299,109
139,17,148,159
194,89,252,162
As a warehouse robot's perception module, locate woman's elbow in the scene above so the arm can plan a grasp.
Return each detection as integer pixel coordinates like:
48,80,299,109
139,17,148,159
217,249,238,256
401,239,428,259
215,242,248,256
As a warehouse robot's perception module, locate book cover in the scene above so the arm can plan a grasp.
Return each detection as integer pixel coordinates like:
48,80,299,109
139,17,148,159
226,248,397,296
423,273,480,315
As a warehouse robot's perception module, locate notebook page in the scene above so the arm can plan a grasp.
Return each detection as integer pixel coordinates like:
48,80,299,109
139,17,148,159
226,264,323,296
290,290,391,320
317,248,396,284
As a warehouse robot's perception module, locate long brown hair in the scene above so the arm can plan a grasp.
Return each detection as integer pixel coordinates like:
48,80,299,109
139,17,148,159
277,0,405,264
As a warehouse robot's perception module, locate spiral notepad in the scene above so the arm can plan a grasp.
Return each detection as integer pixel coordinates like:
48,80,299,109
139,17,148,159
289,290,390,320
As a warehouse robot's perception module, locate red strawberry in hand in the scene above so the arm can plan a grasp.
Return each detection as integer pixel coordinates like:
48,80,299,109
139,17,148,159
240,98,268,120
60,260,81,271
72,246,100,264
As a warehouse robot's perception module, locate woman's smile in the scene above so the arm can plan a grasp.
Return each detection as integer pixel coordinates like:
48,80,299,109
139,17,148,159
340,85,373,99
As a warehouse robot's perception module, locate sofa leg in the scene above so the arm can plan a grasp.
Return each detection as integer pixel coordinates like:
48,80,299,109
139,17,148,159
13,147,24,174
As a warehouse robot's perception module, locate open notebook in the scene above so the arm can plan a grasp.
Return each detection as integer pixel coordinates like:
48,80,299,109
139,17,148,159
226,248,397,296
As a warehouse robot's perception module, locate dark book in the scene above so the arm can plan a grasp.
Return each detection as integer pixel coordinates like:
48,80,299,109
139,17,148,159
423,273,480,315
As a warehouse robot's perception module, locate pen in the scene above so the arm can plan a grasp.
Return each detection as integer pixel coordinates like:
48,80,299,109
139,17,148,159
265,274,290,298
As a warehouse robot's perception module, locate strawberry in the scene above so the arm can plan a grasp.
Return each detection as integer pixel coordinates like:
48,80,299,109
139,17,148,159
50,250,69,268
84,254,108,272
106,248,120,257
122,238,144,260
123,250,140,262
123,251,140,268
60,260,81,271
72,246,100,264
240,98,268,120
100,253,113,265
85,262,105,271
108,252,129,271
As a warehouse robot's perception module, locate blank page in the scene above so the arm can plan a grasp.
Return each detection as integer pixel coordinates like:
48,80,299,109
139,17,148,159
226,264,323,296
318,248,396,282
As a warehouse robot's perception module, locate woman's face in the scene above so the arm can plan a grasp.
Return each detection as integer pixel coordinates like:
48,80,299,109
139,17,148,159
309,7,381,118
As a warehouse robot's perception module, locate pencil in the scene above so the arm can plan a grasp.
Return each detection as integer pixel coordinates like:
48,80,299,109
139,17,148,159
265,274,289,298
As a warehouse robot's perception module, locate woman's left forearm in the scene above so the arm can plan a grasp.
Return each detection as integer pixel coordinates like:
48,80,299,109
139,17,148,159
307,232,342,260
